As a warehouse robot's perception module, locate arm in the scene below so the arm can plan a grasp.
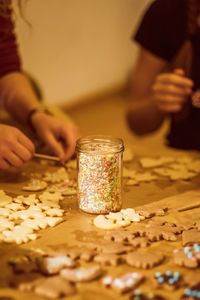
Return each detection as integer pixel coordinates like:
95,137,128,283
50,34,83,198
0,72,79,162
127,47,193,135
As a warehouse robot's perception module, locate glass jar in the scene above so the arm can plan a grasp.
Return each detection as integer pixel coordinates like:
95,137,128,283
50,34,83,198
76,136,124,214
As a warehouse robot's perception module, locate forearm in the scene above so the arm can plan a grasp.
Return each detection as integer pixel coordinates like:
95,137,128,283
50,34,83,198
126,95,167,135
0,72,41,123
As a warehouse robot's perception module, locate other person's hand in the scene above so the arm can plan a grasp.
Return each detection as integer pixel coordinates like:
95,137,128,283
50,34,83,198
0,124,35,170
31,113,79,161
151,68,194,113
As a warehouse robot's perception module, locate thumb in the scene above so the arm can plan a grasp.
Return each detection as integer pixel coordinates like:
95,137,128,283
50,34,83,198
173,68,185,76
43,132,65,160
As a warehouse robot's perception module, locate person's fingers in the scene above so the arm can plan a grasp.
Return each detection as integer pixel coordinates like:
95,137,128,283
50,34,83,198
173,68,185,76
0,158,10,170
155,93,187,104
158,103,182,113
157,73,194,88
152,82,192,97
59,126,77,161
17,131,35,154
13,143,33,162
4,151,24,168
42,131,65,160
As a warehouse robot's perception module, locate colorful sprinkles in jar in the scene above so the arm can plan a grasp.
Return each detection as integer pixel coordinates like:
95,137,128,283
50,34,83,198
76,136,124,214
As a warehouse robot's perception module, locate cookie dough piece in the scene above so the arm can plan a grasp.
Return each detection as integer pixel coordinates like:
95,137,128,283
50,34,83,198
125,250,164,269
0,208,11,217
0,217,14,231
93,215,130,230
34,276,76,298
174,245,200,268
153,271,182,291
94,253,123,266
47,245,81,260
22,180,47,191
136,205,168,218
45,208,64,217
37,256,76,275
121,208,145,222
140,156,174,168
9,208,45,221
14,194,39,206
43,168,69,183
3,225,37,244
144,225,180,241
60,265,103,282
0,190,12,206
39,191,63,202
102,272,144,294
182,230,200,246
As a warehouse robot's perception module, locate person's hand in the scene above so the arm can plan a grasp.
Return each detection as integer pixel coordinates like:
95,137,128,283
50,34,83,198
151,68,194,113
0,124,35,170
31,113,79,161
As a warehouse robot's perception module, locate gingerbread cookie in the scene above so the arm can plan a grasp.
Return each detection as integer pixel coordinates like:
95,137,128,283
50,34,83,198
22,180,47,191
9,255,38,273
94,253,123,266
102,272,144,294
135,204,168,218
37,255,76,275
174,245,200,268
60,265,103,282
153,271,182,290
125,250,164,269
182,230,200,246
92,241,133,255
104,229,135,243
34,276,76,298
129,237,151,248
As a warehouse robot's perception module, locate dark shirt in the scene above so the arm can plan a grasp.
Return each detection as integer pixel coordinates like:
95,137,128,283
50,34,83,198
134,0,200,150
0,12,21,78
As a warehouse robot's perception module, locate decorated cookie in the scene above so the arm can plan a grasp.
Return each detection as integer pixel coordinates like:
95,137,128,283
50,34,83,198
60,265,103,282
94,253,123,266
102,272,144,294
125,250,164,269
181,284,200,299
22,180,47,191
130,289,166,300
153,271,182,290
174,245,200,268
37,255,76,275
182,230,200,246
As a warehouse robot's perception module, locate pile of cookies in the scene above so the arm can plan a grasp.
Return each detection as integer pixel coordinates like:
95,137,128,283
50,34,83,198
123,154,200,185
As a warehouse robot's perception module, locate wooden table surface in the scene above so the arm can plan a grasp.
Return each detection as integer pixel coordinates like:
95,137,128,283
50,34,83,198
0,96,200,299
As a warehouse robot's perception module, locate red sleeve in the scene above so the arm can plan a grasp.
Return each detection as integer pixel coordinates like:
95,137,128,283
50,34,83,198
0,12,21,78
